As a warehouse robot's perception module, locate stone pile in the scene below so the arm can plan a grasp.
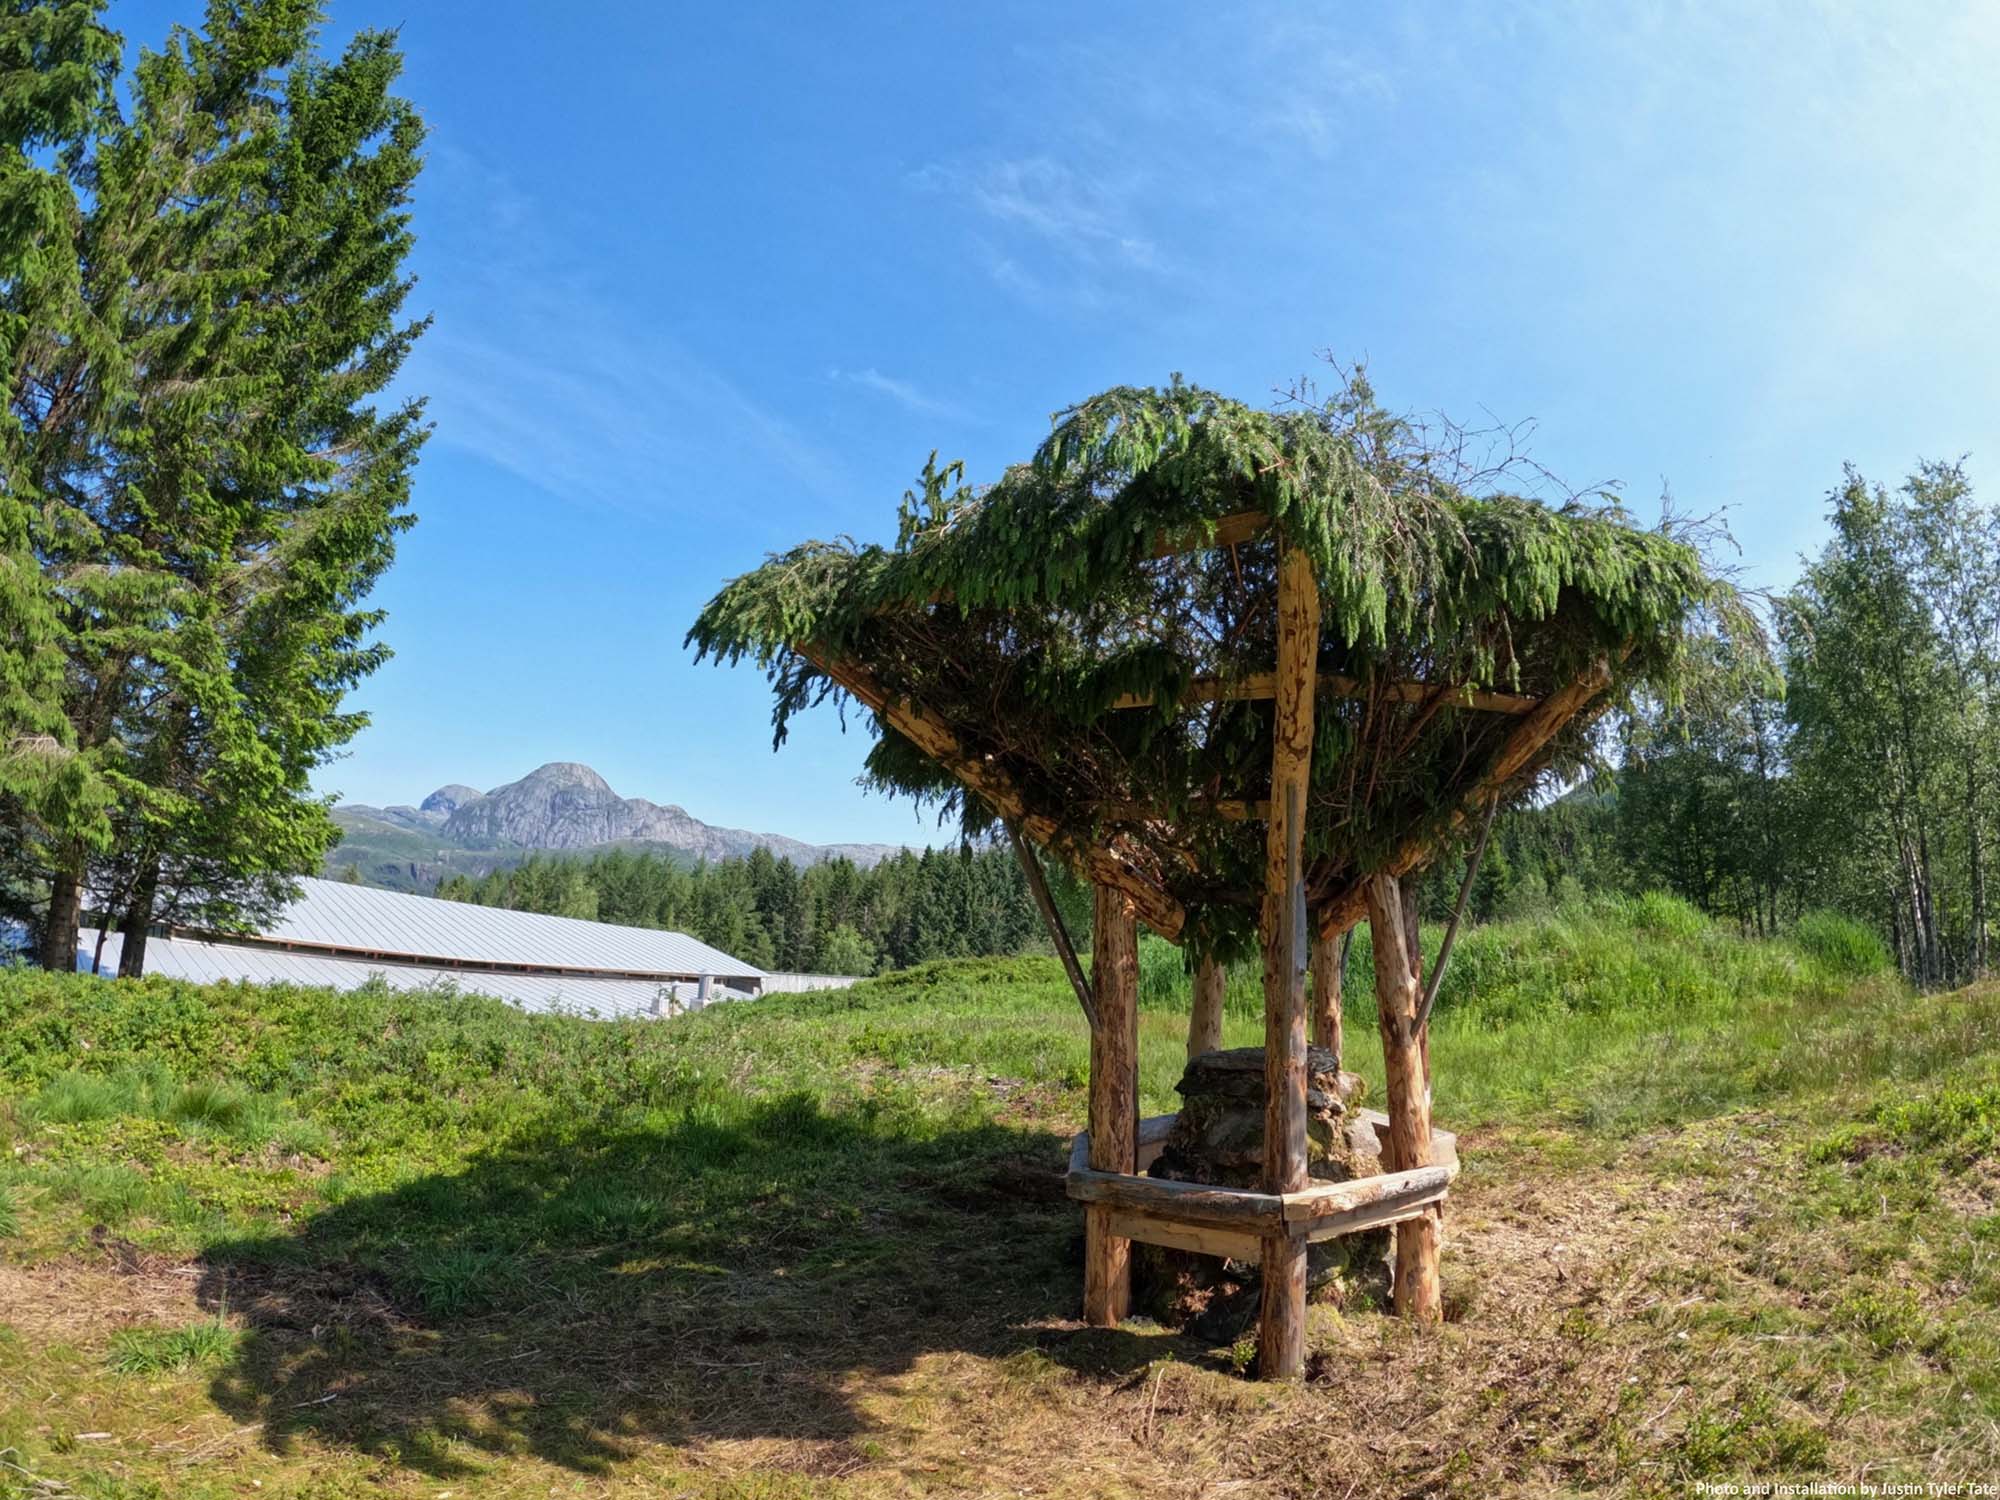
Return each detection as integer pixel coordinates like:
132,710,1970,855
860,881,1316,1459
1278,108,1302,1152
1135,1045,1393,1334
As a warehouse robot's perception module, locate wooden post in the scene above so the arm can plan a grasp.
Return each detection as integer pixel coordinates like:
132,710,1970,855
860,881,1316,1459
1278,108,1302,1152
1084,883,1139,1327
1257,540,1319,1380
1399,878,1431,1099
1364,873,1442,1321
1188,954,1225,1059
1309,928,1343,1066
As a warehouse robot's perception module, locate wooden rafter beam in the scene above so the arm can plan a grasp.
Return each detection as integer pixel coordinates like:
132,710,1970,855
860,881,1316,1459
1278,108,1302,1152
1110,671,1539,717
1312,652,1619,940
1092,796,1269,824
1147,509,1268,558
798,645,1187,940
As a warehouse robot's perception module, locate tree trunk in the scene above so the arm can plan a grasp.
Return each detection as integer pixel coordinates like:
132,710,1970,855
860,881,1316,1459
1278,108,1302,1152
1188,954,1225,1059
1365,873,1441,1321
1968,756,1987,977
1083,884,1138,1327
38,859,83,972
117,863,160,980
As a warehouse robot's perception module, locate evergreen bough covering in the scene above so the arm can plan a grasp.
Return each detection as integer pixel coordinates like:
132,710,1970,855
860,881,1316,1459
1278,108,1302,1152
690,378,1754,958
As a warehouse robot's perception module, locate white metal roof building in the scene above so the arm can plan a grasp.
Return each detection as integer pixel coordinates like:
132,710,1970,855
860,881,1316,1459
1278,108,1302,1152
77,876,768,1021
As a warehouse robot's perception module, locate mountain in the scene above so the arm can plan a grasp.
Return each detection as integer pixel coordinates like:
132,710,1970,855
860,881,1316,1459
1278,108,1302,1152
327,761,907,891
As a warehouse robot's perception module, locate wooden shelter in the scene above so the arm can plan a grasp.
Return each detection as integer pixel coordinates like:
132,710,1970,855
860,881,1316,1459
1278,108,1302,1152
691,380,1743,1378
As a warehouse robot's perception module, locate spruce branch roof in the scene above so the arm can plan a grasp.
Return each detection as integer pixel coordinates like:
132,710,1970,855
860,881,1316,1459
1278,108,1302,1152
689,378,1757,958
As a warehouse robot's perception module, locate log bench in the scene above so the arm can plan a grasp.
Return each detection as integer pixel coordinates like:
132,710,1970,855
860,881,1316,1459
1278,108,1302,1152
1065,1109,1459,1267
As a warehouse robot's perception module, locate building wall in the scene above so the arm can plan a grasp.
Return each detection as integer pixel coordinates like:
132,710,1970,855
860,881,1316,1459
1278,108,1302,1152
756,972,867,995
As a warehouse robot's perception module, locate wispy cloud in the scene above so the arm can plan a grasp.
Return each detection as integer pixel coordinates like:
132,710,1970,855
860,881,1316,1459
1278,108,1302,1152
916,157,1161,269
906,13,1406,306
828,367,975,422
411,149,841,518
911,156,1164,303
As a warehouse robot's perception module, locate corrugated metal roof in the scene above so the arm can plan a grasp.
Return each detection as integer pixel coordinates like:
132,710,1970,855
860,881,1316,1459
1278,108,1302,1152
79,929,744,1021
174,876,762,980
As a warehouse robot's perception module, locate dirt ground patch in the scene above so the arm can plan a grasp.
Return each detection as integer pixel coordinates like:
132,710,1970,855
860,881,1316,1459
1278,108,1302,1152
0,1251,209,1345
2,1111,1992,1499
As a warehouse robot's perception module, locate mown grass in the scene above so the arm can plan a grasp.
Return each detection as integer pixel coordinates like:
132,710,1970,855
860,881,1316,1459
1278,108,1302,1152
106,1320,240,1376
0,896,1992,1498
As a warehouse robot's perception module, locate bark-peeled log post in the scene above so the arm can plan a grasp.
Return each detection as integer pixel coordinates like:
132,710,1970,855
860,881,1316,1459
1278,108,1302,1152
1399,878,1431,1099
1364,872,1442,1320
1084,883,1139,1327
1188,954,1225,1060
1309,928,1343,1067
1256,539,1320,1380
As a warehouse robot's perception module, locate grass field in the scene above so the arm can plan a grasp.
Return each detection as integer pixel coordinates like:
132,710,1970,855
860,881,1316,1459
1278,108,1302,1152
1,895,1996,1498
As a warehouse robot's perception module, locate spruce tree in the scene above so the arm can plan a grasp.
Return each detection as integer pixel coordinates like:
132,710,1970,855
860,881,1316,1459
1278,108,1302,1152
1,0,427,968
0,1,120,932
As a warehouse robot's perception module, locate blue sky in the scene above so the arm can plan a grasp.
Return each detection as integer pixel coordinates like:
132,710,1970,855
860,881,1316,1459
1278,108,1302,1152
119,2,2000,845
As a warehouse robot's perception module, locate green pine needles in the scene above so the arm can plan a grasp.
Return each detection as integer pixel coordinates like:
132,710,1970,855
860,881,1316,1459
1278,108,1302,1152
1,1,428,964
691,376,1758,959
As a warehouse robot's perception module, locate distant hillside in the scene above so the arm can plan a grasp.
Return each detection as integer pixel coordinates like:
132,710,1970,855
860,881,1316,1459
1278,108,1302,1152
327,761,906,891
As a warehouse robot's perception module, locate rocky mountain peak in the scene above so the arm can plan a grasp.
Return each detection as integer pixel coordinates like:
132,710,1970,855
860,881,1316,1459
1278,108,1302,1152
419,783,485,816
507,762,613,795
331,760,908,890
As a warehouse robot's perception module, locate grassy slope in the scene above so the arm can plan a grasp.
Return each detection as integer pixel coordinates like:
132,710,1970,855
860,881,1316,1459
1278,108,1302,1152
0,898,1995,1498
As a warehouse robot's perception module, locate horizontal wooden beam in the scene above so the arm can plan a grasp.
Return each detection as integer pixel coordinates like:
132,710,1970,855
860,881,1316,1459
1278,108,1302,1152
1104,1208,1266,1263
1066,1162,1286,1231
1147,510,1268,558
1067,1111,1462,1245
1110,672,1539,716
1111,672,1275,711
1281,1164,1453,1224
1069,1115,1176,1180
1093,797,1269,824
1298,1193,1446,1243
800,646,1186,941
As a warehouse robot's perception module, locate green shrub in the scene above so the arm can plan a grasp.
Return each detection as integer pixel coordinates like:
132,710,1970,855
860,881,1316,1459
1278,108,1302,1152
0,1183,17,1238
163,1080,252,1129
1794,911,1890,978
1872,1084,2000,1160
1495,872,1551,923
25,1061,302,1149
1672,1389,1829,1477
1831,1287,1947,1355
1623,890,1708,941
1136,934,1187,1010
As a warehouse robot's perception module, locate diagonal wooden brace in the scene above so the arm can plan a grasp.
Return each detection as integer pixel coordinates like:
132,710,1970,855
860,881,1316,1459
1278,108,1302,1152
797,645,1186,940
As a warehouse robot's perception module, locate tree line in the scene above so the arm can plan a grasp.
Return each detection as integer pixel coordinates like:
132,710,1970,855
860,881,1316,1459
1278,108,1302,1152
0,1,425,973
1423,460,1998,990
434,845,1061,977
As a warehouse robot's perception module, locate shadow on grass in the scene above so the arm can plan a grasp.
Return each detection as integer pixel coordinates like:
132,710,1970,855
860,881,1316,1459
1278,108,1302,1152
193,1094,1183,1478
